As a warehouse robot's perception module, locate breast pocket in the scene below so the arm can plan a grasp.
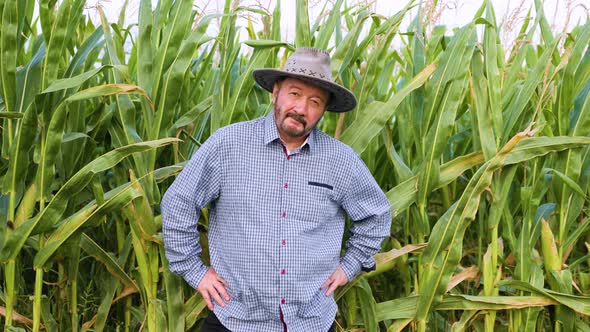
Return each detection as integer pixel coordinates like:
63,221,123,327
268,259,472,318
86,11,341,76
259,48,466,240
298,181,339,223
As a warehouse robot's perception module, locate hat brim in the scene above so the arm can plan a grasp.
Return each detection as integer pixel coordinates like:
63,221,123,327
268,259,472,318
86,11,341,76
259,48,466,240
253,69,357,113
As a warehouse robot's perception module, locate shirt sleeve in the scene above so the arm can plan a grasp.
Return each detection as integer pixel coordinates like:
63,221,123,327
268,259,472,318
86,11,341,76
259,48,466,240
161,130,223,289
339,155,391,281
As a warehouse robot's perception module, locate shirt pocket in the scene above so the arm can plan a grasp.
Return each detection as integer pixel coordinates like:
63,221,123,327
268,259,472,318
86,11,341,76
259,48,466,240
299,181,338,222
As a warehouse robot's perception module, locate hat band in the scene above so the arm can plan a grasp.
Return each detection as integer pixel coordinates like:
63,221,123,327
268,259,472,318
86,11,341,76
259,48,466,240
283,66,329,80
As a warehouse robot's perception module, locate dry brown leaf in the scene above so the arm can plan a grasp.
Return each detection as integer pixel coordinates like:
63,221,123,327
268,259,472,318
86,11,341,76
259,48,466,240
374,243,428,266
446,266,480,292
113,286,140,304
0,306,37,327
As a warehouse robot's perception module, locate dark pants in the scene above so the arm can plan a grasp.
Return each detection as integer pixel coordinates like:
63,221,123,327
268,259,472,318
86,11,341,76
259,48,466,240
201,311,336,332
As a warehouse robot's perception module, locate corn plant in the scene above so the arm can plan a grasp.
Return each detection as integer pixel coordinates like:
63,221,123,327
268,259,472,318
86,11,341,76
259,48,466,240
1,0,589,331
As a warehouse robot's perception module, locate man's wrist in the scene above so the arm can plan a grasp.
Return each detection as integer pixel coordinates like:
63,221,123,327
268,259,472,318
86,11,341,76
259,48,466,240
186,263,209,289
339,255,362,281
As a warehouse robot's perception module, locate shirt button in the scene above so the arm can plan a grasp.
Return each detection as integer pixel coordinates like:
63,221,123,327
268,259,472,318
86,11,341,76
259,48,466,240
284,183,288,188
282,212,286,218
282,240,286,246
281,298,286,304
281,269,286,275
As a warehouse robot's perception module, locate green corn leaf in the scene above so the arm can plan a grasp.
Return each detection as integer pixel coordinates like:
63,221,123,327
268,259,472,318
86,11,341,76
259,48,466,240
90,232,134,332
2,106,37,195
15,42,45,114
384,128,413,181
0,138,178,262
151,0,194,101
184,292,207,330
502,38,560,140
417,24,474,231
0,112,23,119
502,136,590,165
558,22,590,135
243,40,292,49
1,0,18,114
377,294,558,322
221,46,279,128
415,131,590,323
38,0,55,41
99,6,143,149
336,244,427,301
295,0,311,47
150,14,217,141
79,233,137,290
331,10,370,78
137,0,154,94
314,0,344,50
173,96,213,129
487,166,518,230
387,151,484,218
547,168,586,197
500,280,590,315
14,183,37,229
63,27,104,80
437,294,557,311
354,15,404,110
356,279,379,332
41,65,114,94
340,63,435,155
483,0,504,146
41,0,72,89
67,84,151,102
159,246,184,332
471,47,497,160
33,182,142,268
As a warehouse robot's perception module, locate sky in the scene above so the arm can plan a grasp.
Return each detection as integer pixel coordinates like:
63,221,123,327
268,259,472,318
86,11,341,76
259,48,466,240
84,0,589,48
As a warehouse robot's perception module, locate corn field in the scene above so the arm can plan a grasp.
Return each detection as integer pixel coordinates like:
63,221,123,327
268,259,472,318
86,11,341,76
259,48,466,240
0,0,589,330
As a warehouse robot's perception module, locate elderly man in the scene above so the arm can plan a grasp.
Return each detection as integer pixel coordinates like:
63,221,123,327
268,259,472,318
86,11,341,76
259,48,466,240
161,47,391,332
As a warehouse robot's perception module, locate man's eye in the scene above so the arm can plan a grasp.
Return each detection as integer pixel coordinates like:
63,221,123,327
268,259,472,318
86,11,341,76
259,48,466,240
290,92,299,96
311,100,320,107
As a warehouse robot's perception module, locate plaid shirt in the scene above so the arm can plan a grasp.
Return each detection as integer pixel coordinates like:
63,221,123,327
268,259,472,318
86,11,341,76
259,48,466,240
161,113,391,332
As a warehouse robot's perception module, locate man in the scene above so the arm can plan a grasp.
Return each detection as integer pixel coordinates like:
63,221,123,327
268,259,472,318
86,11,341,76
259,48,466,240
161,47,391,332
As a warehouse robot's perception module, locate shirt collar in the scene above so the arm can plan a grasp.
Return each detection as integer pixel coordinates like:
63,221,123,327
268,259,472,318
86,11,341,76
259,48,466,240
263,111,316,154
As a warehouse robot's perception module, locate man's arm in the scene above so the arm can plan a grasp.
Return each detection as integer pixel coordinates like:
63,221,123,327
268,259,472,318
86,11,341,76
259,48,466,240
339,156,392,282
161,130,223,290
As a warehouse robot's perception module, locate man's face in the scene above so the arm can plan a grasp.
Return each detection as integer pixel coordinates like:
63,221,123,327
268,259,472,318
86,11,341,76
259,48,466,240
272,77,330,140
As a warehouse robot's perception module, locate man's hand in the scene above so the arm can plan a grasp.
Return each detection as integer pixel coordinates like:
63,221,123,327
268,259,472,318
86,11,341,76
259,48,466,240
197,268,231,310
320,265,349,296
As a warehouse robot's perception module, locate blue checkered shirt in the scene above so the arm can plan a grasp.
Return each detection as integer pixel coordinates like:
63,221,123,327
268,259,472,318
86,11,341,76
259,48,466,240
161,113,391,332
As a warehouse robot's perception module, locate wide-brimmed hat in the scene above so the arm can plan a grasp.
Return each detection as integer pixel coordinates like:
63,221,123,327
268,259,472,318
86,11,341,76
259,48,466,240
253,47,357,112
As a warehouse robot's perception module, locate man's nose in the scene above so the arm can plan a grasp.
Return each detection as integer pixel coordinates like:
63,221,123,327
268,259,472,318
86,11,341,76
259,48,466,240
294,98,309,114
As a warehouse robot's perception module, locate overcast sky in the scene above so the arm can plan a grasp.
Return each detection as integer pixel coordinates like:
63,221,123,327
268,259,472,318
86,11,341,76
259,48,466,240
85,0,588,47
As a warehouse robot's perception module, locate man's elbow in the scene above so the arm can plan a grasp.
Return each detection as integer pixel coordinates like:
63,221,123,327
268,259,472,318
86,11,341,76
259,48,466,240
377,208,392,238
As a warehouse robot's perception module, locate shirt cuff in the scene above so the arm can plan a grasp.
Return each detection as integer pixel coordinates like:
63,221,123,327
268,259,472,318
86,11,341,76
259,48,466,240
340,254,363,281
183,262,209,290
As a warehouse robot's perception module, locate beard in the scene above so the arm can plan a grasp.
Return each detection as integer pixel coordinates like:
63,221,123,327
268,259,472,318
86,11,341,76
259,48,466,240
274,103,315,139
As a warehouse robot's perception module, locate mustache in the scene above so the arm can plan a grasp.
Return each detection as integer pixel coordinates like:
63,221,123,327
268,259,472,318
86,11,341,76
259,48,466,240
286,112,307,126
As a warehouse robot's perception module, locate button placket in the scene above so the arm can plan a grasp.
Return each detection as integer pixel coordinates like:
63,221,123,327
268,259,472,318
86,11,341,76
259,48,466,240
278,143,291,307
